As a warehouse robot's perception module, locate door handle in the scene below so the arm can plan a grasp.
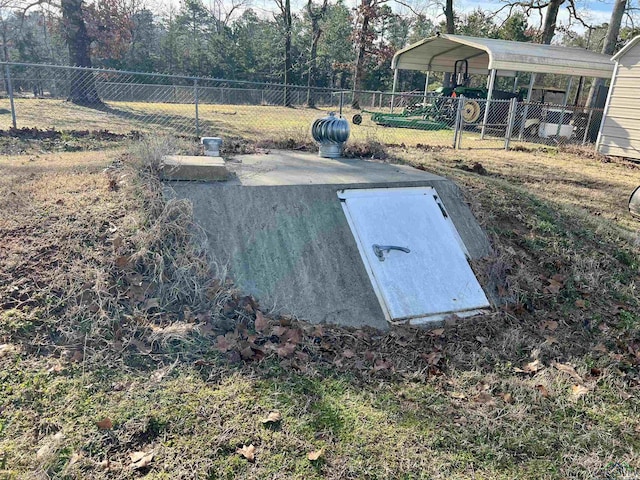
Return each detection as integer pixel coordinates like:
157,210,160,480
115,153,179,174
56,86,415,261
373,244,411,262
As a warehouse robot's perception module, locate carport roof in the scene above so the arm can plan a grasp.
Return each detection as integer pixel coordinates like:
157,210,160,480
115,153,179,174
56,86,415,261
391,34,614,78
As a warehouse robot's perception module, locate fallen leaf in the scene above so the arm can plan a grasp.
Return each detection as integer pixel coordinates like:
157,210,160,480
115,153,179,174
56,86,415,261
535,384,550,397
593,343,608,353
96,418,113,430
282,328,303,345
276,342,296,358
373,359,392,371
552,362,583,383
68,452,82,466
342,349,355,359
474,392,495,406
271,325,287,337
0,344,19,357
307,449,324,461
514,359,543,374
543,335,558,345
237,444,256,462
544,281,562,294
240,345,255,361
261,411,282,424
70,350,84,362
571,384,589,398
115,255,131,269
430,328,445,337
590,367,602,377
575,299,586,308
450,391,466,399
255,310,268,332
540,320,558,331
502,393,514,404
421,351,443,365
215,335,233,353
130,450,154,469
112,236,123,250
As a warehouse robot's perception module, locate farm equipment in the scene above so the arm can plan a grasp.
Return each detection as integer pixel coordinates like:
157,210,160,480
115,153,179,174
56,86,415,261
353,59,521,130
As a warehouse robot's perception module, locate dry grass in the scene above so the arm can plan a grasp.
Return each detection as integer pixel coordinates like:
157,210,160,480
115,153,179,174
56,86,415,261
403,144,640,232
1,133,639,479
0,98,463,148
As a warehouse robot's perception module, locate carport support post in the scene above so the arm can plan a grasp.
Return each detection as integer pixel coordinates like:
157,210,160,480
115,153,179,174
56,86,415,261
390,68,399,113
423,71,430,104
480,69,496,139
518,73,536,140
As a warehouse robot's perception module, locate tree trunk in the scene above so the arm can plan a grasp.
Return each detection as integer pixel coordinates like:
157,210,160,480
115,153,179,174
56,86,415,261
586,0,627,107
306,0,328,108
541,0,563,44
61,0,101,106
443,0,455,87
351,0,371,109
283,0,292,106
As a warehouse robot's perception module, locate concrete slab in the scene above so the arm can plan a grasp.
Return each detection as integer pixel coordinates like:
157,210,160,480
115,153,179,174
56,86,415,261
167,151,493,330
161,155,229,181
225,150,442,186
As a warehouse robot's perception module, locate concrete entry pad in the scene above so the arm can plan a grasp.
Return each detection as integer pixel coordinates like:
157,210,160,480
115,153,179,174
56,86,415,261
168,150,492,330
161,155,230,181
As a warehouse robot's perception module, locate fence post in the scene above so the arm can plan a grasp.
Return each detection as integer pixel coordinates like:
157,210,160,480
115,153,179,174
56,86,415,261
453,96,464,149
5,64,17,129
504,97,518,150
339,91,344,117
582,109,594,145
194,79,200,137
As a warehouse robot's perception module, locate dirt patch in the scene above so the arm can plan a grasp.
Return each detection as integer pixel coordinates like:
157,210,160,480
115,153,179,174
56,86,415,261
0,127,137,155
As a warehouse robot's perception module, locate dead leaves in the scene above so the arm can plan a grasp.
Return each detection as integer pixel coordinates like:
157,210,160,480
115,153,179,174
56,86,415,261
552,362,583,383
237,444,256,462
130,450,154,469
254,310,268,332
571,384,590,399
96,417,113,430
0,343,20,358
307,449,324,461
543,274,566,294
261,411,282,425
514,359,544,374
535,384,550,397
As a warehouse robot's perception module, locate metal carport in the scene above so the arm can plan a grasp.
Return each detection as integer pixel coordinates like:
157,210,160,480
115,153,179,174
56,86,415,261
390,34,615,135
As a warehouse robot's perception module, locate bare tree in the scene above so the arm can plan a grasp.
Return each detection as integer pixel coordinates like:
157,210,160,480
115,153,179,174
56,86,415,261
274,0,293,106
306,0,329,107
585,0,627,107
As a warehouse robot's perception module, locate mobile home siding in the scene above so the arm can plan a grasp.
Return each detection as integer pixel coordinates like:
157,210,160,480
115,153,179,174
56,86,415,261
598,39,640,160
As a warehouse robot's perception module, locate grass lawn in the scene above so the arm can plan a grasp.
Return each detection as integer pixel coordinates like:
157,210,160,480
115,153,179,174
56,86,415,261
0,129,639,479
0,98,480,148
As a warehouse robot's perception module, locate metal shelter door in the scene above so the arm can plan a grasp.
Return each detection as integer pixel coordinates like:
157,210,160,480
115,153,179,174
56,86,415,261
339,187,490,325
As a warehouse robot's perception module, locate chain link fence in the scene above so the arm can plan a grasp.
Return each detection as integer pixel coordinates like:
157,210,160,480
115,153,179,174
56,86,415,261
0,62,604,152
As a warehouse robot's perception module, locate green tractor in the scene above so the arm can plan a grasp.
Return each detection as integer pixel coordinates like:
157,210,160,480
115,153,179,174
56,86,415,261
353,59,521,130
